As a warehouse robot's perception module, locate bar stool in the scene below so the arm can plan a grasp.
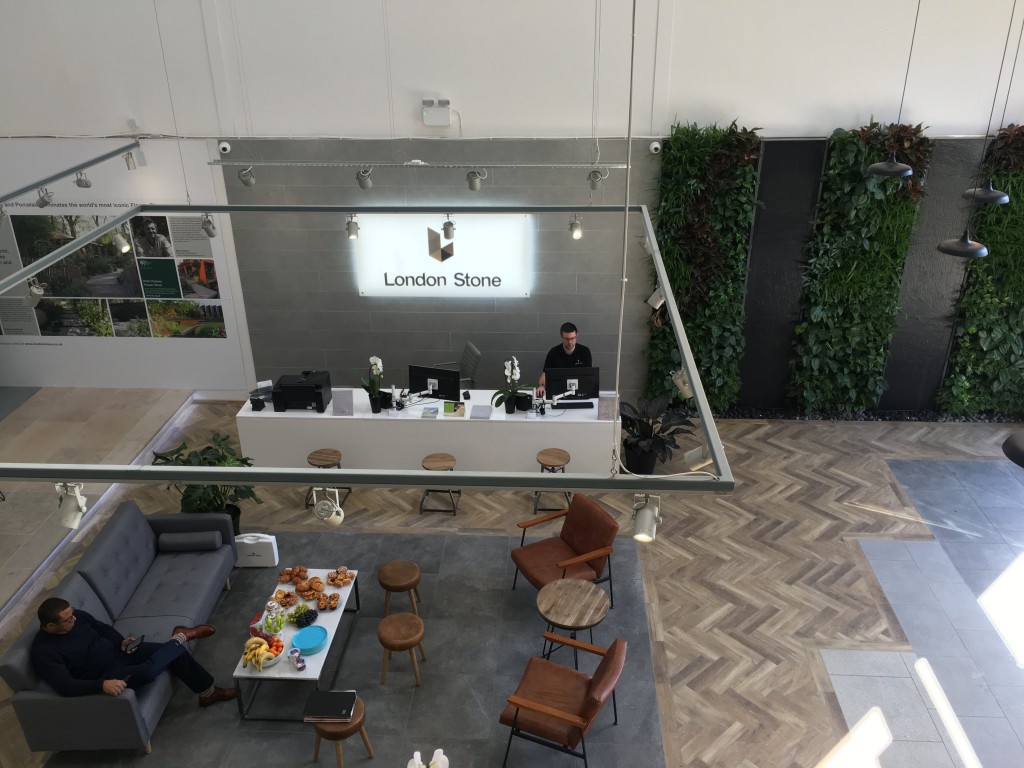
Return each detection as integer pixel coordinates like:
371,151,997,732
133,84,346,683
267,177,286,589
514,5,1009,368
533,447,572,514
419,452,460,515
378,612,427,686
310,696,374,768
304,448,352,508
378,559,422,616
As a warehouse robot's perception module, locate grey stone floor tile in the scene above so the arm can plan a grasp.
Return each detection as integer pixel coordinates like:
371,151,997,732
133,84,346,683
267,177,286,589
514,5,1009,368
860,539,913,561
926,656,1004,717
941,541,1017,572
832,674,941,742
905,541,966,584
879,740,956,768
929,581,993,631
888,460,965,492
991,686,1024,745
958,629,1024,687
890,603,970,658
960,568,1004,597
871,558,938,605
983,506,1024,534
960,716,1024,768
821,649,910,677
927,709,971,768
909,491,1001,542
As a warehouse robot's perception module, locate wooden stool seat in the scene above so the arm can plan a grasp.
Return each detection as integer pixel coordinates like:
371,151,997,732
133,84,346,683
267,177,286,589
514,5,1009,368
419,452,460,514
534,447,572,514
304,448,351,508
378,559,422,615
378,612,427,685
311,696,374,768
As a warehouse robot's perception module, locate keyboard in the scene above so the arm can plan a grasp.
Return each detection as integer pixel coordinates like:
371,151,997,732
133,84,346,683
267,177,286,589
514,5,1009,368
556,401,594,409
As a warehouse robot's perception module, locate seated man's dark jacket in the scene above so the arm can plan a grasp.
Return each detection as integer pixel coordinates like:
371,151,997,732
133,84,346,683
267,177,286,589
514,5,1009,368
31,610,124,696
543,343,592,370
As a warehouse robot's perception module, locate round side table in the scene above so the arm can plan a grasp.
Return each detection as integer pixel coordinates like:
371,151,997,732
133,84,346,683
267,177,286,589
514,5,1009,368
536,577,610,668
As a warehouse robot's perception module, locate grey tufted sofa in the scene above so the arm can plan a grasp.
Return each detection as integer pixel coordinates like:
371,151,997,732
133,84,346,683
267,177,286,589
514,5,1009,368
0,500,236,754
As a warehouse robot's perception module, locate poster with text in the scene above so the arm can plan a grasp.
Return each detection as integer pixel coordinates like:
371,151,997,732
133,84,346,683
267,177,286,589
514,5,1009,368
177,259,219,298
138,258,182,299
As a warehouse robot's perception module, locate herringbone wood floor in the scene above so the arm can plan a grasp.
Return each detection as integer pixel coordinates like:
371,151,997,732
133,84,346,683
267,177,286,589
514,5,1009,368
0,391,1018,767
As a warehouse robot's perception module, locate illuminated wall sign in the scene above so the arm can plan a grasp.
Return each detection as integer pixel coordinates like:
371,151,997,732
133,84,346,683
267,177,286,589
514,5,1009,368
355,213,533,297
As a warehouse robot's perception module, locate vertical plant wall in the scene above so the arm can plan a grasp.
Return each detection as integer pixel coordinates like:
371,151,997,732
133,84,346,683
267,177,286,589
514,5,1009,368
937,125,1024,417
789,123,933,415
646,122,761,411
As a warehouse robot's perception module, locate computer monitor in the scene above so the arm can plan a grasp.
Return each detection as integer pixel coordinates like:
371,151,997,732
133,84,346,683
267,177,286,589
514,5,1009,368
544,367,600,399
408,364,462,402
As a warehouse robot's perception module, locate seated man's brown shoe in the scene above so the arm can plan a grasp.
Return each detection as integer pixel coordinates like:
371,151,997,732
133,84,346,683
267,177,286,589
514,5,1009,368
172,624,216,642
198,686,237,708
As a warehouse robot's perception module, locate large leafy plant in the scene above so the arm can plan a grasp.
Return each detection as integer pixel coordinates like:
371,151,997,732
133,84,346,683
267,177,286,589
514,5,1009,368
937,124,1024,417
152,432,263,513
789,122,932,415
619,395,693,463
646,121,761,411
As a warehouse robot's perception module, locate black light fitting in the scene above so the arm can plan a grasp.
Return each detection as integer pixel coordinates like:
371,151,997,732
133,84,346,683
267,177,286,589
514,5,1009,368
937,230,988,259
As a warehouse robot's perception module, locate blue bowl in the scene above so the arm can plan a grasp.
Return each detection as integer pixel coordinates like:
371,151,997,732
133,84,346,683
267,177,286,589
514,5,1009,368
292,625,329,655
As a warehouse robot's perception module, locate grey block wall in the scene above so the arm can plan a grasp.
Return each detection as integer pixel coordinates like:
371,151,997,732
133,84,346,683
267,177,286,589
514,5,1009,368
225,139,660,403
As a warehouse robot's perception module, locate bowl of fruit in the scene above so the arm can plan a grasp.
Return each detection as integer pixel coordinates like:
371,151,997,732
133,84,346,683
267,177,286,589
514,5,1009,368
240,635,286,671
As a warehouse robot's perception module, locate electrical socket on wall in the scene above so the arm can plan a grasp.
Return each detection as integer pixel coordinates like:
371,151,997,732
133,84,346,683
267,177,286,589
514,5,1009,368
422,98,452,127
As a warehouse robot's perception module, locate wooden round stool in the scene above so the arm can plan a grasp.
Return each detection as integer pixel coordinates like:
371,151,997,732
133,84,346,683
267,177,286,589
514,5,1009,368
378,559,422,616
311,696,374,768
419,452,460,515
304,448,352,508
533,447,573,514
378,612,427,686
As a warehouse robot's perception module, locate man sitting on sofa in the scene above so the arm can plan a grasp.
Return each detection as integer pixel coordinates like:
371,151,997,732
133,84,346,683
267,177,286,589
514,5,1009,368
31,597,236,708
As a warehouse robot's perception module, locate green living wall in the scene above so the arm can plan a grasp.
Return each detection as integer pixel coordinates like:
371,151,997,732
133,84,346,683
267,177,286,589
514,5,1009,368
789,123,933,415
646,122,760,411
937,125,1024,417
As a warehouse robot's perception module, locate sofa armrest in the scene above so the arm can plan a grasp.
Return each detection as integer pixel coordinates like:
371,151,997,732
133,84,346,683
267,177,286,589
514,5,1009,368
147,513,236,558
13,689,151,752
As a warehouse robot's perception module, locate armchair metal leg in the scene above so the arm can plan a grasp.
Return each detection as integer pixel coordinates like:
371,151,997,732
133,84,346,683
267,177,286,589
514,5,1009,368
512,567,520,590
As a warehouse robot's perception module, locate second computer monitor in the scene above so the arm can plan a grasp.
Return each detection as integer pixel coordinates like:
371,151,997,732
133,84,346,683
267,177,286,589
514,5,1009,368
544,367,600,399
408,364,462,402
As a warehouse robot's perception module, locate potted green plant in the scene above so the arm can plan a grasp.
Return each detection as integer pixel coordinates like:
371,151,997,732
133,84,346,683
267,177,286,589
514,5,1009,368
619,395,693,474
491,355,533,414
151,432,262,534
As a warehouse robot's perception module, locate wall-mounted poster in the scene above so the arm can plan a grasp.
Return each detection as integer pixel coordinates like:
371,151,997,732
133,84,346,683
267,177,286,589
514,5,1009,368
36,298,113,336
146,299,226,338
178,259,218,298
108,299,152,337
138,258,182,299
130,215,175,259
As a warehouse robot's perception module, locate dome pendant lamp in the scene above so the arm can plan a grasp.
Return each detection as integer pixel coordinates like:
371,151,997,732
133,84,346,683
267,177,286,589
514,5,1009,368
962,180,1009,206
868,0,921,178
937,230,988,259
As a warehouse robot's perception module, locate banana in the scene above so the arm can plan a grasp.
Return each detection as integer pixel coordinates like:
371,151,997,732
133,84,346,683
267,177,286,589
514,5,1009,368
242,637,269,668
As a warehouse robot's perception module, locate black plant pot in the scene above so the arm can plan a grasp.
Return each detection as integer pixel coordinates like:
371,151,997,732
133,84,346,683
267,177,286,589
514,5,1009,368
622,443,658,475
515,394,533,411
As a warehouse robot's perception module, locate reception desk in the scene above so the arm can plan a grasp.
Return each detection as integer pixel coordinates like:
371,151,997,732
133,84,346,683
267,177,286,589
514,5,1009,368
236,388,618,474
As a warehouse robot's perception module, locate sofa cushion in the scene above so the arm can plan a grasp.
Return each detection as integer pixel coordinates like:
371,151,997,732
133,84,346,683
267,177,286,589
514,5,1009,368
118,547,235,626
76,501,157,618
158,531,223,552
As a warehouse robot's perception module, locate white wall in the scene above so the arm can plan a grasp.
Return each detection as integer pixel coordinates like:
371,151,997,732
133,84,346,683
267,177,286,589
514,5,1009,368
2,0,1023,140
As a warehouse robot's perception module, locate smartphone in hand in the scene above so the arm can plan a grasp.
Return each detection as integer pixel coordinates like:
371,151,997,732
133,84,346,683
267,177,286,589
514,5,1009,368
125,635,145,653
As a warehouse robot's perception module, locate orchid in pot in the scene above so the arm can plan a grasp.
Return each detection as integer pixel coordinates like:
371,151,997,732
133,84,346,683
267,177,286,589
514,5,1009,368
362,355,385,411
491,355,532,413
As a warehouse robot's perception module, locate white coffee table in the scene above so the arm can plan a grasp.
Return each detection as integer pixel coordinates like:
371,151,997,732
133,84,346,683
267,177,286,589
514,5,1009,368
232,568,359,719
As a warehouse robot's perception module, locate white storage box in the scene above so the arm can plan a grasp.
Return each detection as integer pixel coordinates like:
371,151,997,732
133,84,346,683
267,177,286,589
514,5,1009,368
234,533,279,567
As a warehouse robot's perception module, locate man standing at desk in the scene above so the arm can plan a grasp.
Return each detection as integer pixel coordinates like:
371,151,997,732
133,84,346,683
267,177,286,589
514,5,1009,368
536,322,592,398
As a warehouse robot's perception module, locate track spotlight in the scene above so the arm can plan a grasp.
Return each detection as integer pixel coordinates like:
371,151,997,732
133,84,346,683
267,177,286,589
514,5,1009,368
682,444,713,472
938,229,988,259
356,168,373,190
346,215,359,240
74,172,92,189
123,151,137,171
569,215,583,240
201,214,217,238
112,233,131,254
238,166,256,187
646,286,665,309
443,216,455,239
36,188,53,208
671,369,694,399
588,168,609,190
632,494,661,542
311,488,345,527
467,169,487,191
55,482,88,530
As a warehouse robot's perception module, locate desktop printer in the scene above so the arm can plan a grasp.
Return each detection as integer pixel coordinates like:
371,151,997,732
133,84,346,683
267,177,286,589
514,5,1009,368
272,370,332,413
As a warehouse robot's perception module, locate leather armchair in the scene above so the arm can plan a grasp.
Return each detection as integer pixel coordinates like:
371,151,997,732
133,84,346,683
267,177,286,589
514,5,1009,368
510,493,619,606
499,632,626,768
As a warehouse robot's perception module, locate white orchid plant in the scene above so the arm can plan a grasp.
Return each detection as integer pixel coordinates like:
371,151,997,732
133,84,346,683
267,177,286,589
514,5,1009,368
491,354,532,407
363,355,384,395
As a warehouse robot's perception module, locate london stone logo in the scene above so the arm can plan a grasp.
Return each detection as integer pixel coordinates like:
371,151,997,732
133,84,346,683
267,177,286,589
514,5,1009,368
427,227,454,263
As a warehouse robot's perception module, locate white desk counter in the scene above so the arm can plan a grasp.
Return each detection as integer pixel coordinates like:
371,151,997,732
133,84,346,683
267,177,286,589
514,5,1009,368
237,388,618,474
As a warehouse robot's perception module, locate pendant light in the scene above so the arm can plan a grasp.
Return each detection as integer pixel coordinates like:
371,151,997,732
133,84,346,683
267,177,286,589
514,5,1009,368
867,0,921,177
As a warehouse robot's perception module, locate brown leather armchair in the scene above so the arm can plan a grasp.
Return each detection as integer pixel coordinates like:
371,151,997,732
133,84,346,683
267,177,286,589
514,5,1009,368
500,632,626,768
511,493,619,607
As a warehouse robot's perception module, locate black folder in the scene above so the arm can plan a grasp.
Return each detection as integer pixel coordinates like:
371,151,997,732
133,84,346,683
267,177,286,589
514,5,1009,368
303,689,357,722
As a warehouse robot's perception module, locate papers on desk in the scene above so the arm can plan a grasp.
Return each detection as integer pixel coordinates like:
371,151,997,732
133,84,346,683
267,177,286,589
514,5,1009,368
421,406,439,419
332,389,354,416
443,402,466,417
598,395,616,421
470,405,493,419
